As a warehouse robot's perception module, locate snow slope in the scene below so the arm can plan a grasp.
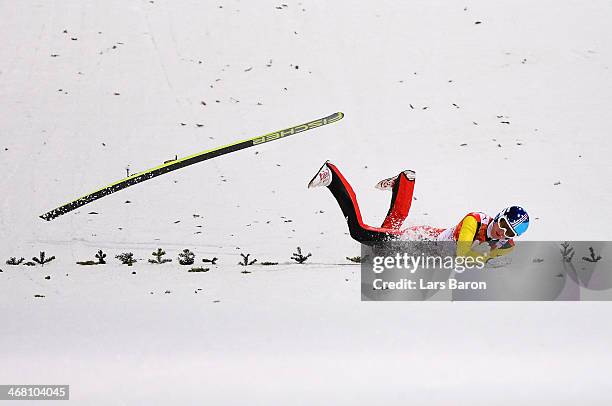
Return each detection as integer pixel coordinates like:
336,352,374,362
1,0,612,404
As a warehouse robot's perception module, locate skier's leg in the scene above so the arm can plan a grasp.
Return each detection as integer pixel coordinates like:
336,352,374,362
381,171,415,229
309,162,402,243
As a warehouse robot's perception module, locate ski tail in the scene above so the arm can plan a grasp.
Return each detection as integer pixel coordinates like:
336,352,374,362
40,112,344,221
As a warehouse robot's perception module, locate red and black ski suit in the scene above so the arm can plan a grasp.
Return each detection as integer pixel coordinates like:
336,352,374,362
324,163,442,244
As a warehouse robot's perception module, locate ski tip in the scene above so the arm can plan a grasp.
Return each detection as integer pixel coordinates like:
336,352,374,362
325,111,344,125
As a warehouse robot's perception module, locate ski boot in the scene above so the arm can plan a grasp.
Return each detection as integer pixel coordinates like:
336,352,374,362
308,161,333,188
375,170,416,190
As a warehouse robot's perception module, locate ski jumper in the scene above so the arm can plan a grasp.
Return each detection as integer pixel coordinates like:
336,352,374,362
324,163,515,259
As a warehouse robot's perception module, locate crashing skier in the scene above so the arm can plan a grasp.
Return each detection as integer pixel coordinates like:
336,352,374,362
308,161,529,262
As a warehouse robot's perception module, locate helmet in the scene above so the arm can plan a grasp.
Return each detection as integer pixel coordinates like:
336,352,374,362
494,206,529,237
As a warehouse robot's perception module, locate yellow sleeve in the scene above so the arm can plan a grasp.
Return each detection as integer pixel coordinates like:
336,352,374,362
455,216,486,260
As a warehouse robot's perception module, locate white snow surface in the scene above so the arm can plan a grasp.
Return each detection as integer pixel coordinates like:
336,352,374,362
1,0,612,404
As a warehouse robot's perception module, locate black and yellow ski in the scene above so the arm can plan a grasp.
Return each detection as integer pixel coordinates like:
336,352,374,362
40,111,344,221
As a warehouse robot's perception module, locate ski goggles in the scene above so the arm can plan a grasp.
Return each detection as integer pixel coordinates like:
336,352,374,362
497,216,517,239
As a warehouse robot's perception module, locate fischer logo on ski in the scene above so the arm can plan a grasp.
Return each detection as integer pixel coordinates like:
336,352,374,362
252,114,344,145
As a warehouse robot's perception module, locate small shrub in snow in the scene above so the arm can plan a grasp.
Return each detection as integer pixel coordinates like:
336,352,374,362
560,242,574,262
76,260,97,266
178,249,195,265
32,252,56,266
291,247,311,264
77,250,107,265
239,253,257,267
202,257,218,265
95,250,107,264
116,252,137,266
188,267,209,273
6,257,25,265
149,248,172,264
582,247,602,263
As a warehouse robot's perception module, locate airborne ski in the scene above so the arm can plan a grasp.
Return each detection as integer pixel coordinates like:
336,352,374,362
40,111,344,221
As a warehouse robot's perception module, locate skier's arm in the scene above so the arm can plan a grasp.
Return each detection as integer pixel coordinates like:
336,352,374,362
455,216,485,259
456,216,515,260
488,240,515,258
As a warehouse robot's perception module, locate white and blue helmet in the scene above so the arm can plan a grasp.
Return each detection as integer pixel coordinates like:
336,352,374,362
494,206,529,237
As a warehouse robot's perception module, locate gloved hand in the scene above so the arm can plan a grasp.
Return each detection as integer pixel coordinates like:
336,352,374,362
471,241,491,256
